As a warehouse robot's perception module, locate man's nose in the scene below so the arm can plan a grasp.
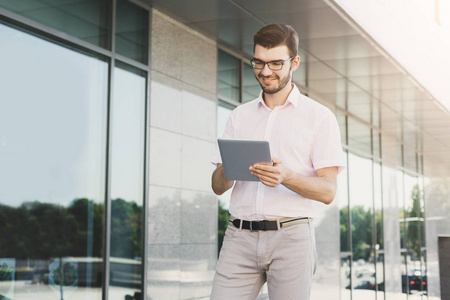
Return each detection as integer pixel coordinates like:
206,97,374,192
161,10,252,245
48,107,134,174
260,63,273,76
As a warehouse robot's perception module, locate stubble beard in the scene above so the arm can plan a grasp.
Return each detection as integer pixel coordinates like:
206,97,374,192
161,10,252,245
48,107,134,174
257,71,292,95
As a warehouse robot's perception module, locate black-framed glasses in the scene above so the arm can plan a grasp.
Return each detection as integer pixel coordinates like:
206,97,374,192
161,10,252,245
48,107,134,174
250,56,294,70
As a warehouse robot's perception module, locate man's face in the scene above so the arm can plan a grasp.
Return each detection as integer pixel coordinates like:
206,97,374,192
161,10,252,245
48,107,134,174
252,44,299,95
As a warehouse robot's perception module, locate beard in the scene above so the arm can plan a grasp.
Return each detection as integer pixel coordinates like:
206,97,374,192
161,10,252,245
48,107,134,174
256,71,292,94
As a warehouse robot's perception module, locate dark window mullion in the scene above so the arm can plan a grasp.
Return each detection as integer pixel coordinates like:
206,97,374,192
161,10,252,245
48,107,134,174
103,0,117,299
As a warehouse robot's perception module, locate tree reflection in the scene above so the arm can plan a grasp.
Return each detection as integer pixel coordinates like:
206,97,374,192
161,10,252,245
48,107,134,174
111,198,143,259
0,198,142,282
0,199,103,259
339,204,384,291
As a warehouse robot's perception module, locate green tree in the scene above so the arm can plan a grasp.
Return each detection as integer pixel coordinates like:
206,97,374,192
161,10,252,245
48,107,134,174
217,200,229,255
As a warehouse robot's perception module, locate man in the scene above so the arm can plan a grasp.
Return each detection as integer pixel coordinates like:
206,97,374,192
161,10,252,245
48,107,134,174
210,24,345,299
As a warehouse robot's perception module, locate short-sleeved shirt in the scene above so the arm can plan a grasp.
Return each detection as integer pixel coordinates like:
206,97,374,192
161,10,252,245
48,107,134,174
212,84,346,220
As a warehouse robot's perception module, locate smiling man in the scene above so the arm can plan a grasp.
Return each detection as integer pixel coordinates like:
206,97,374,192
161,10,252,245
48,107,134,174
211,24,345,300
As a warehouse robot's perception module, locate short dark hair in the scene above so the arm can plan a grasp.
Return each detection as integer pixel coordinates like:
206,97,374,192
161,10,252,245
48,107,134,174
253,24,299,57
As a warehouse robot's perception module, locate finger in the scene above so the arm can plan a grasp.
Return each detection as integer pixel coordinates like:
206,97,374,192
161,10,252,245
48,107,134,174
252,164,280,174
251,168,278,179
252,172,279,186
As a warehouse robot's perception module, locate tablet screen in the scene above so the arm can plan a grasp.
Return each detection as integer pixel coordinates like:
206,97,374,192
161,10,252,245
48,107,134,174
218,138,272,181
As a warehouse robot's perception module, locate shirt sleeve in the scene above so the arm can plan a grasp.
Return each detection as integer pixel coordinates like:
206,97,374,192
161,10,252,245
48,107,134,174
311,110,346,174
211,112,235,166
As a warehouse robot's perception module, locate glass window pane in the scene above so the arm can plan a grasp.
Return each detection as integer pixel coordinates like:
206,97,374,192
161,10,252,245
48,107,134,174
0,0,111,48
398,171,408,299
373,163,385,299
336,111,347,147
348,153,375,298
109,65,146,299
0,23,108,299
403,146,417,173
242,63,260,103
115,0,149,64
218,50,240,102
404,174,425,298
347,85,371,124
373,130,381,159
216,101,235,254
348,116,371,155
337,151,351,300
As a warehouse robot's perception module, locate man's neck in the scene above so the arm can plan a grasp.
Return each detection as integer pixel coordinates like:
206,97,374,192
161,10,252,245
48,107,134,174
263,83,294,110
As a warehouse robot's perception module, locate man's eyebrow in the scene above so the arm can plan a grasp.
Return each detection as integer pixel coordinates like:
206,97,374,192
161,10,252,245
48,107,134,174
252,57,284,62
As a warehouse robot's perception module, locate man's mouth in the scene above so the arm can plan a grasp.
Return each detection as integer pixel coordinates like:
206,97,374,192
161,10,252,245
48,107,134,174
259,75,278,84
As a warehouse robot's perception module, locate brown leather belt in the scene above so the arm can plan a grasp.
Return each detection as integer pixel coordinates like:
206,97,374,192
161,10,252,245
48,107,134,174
229,216,311,232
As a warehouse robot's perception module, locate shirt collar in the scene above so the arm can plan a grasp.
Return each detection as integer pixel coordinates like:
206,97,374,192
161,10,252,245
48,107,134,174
257,84,300,110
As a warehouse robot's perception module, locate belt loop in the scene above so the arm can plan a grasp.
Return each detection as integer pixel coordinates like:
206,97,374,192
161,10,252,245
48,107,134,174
276,219,281,230
239,219,243,231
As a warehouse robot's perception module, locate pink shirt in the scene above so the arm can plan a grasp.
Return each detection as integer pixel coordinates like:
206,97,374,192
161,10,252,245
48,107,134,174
213,85,346,220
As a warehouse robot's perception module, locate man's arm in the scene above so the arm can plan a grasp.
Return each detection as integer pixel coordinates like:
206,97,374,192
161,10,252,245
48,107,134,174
249,158,338,204
211,163,234,195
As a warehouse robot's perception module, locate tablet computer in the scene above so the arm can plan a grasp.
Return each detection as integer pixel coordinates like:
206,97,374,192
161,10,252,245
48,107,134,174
218,138,272,181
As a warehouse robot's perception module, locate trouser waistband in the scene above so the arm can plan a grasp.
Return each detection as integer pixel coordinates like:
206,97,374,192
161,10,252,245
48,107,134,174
229,216,312,232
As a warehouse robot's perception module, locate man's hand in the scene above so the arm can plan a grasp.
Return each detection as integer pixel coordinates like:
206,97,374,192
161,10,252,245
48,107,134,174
250,158,338,204
212,163,234,195
249,158,291,187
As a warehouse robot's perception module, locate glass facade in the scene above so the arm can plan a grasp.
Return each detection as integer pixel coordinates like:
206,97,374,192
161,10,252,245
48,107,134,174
0,0,111,48
2,1,446,300
115,0,149,63
109,65,146,300
0,1,149,299
0,23,108,300
218,50,240,102
218,49,260,104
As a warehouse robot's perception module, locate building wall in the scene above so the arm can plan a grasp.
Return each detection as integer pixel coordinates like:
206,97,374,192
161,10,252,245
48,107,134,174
147,9,218,299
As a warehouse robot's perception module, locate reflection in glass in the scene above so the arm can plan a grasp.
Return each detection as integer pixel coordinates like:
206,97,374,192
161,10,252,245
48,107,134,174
403,174,426,299
337,152,351,300
0,0,111,48
398,170,408,300
373,130,381,159
403,147,417,174
348,154,376,298
218,50,240,101
216,101,235,254
336,111,347,147
374,163,385,299
418,178,427,297
109,65,146,300
0,23,108,299
116,0,149,64
347,87,371,124
348,116,371,155
242,63,260,103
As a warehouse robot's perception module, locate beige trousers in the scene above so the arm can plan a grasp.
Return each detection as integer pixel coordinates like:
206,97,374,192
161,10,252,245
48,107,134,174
210,220,317,300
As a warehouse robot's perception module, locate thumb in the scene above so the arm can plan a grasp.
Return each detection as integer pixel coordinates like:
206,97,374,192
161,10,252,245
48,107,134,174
272,157,282,165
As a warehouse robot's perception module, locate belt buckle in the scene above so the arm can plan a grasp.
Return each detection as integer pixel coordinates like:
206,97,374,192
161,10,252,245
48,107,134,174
250,220,262,232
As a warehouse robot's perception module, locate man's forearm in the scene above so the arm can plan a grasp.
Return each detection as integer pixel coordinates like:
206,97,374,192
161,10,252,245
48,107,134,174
212,164,234,195
250,160,338,204
282,168,337,205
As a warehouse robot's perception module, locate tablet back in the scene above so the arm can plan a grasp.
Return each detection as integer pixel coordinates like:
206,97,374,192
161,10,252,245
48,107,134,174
218,139,271,181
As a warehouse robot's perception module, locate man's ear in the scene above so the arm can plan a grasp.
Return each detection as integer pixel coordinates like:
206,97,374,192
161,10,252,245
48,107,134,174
291,55,300,71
